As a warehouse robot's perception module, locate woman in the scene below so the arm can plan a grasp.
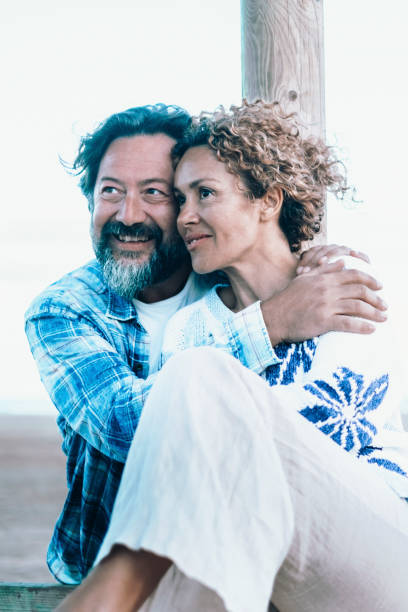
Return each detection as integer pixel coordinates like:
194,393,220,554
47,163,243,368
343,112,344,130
58,101,408,612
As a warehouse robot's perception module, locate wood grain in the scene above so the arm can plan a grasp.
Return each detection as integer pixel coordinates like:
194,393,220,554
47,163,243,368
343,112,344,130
241,0,326,239
0,583,75,611
0,583,280,611
241,0,325,137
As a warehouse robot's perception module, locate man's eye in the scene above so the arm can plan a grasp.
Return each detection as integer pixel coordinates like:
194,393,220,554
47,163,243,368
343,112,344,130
100,186,124,201
102,186,119,193
199,187,213,199
146,188,165,196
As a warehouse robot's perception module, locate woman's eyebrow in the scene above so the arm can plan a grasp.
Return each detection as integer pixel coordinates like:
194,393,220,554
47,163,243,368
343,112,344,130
188,178,222,189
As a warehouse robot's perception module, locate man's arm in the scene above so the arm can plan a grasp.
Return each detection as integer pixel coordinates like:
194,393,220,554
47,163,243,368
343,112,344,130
296,244,370,274
25,309,158,463
26,247,386,463
261,265,387,346
223,246,387,369
263,244,387,345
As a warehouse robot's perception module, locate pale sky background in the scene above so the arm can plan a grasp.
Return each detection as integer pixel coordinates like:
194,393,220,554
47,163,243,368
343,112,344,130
1,1,407,414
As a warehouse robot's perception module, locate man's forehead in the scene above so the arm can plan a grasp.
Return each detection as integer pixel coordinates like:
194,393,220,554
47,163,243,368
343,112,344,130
96,133,176,182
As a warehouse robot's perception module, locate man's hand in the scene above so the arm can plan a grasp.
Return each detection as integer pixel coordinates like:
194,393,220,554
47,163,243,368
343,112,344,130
261,267,388,346
296,244,370,275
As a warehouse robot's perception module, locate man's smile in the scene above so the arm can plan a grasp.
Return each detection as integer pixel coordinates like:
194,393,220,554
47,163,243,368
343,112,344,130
115,233,152,243
101,221,162,254
109,233,155,252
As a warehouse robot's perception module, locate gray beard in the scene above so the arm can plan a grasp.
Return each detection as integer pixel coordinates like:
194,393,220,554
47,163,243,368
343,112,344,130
92,225,189,300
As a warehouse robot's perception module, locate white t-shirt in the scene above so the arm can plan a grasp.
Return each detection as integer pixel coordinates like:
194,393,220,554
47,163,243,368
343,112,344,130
133,274,206,374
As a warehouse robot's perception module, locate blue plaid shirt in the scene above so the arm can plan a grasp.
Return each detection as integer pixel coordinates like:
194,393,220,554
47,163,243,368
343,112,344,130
24,260,278,584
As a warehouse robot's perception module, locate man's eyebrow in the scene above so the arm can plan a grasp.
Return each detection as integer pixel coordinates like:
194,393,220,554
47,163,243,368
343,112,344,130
139,178,172,187
98,177,171,187
99,176,125,186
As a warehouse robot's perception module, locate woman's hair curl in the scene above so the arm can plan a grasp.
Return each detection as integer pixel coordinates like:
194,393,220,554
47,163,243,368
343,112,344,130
173,100,349,252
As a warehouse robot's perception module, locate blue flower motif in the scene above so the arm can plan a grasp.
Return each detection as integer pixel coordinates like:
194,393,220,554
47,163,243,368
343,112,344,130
299,367,389,452
366,457,407,476
359,447,408,476
265,339,317,386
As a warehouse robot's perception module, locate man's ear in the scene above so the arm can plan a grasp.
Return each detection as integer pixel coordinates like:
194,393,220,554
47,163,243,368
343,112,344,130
260,187,283,221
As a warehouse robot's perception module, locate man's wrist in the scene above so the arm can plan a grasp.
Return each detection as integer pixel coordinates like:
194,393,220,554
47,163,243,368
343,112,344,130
260,298,286,347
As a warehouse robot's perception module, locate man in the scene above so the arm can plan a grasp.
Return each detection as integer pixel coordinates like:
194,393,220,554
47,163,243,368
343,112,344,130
25,103,387,585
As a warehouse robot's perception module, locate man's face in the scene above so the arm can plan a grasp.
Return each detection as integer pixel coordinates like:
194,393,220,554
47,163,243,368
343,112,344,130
91,133,189,299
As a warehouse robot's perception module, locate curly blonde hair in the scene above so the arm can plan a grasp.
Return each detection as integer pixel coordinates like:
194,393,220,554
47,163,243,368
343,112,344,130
173,100,349,252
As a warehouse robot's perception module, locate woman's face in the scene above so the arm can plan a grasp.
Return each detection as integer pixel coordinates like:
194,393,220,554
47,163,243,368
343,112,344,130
174,146,263,274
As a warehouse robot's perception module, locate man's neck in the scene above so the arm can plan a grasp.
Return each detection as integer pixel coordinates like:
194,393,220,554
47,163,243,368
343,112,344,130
136,261,192,304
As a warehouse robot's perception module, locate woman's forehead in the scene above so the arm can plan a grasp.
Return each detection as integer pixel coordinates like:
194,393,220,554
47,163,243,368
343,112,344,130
174,146,231,189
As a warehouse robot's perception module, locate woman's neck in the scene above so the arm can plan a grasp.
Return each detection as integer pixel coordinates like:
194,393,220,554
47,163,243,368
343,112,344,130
219,238,298,312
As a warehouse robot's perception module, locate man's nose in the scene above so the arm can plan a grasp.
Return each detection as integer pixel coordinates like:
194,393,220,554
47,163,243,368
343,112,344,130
115,193,147,226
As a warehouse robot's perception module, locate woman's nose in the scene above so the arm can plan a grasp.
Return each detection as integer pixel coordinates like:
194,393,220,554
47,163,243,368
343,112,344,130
177,199,199,227
115,193,147,226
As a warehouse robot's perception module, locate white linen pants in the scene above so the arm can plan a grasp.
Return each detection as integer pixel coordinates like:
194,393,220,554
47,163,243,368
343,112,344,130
96,347,408,612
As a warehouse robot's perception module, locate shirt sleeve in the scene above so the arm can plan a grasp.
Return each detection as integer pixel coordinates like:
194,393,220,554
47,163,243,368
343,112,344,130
222,301,280,374
161,296,280,374
25,308,158,463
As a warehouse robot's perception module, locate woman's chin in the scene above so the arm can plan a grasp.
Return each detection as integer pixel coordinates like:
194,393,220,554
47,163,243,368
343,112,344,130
191,261,218,275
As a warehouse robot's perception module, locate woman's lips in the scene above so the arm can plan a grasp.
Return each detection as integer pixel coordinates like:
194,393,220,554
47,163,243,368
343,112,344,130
184,234,212,250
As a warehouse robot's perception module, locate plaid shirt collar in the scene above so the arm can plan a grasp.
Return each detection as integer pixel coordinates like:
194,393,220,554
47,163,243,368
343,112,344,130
106,285,138,322
87,259,138,323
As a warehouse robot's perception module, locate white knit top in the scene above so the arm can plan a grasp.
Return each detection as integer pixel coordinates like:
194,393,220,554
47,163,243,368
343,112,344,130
162,283,408,500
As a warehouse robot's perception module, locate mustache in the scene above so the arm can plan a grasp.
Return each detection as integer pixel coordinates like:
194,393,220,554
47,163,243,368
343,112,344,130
102,221,163,242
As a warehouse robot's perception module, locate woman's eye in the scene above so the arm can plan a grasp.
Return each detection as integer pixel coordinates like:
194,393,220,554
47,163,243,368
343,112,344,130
199,187,213,199
175,193,186,207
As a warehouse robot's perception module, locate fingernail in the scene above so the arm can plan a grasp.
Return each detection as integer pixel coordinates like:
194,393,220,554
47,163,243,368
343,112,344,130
381,299,388,309
297,266,303,273
303,266,311,273
319,256,328,263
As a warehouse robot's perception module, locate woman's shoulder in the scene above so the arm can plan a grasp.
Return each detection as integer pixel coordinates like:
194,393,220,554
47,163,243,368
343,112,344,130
162,285,229,356
164,293,209,335
171,284,229,325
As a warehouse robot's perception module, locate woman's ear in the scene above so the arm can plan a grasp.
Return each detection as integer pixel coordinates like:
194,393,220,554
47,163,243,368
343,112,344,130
260,187,283,221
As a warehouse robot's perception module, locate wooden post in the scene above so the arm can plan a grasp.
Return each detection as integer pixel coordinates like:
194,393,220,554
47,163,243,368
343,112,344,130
241,0,326,240
0,583,76,611
241,0,325,139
